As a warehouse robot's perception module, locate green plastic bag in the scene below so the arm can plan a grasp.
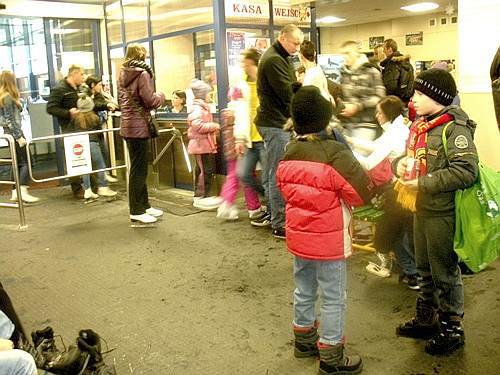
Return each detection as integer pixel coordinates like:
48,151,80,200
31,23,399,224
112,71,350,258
453,163,500,272
443,123,500,272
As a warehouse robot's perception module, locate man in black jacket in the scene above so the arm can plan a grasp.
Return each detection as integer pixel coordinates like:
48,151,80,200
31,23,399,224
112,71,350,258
254,24,303,239
46,64,85,197
381,39,414,104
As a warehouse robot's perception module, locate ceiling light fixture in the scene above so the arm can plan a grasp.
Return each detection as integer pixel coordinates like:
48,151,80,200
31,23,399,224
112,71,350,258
317,16,346,24
401,2,439,12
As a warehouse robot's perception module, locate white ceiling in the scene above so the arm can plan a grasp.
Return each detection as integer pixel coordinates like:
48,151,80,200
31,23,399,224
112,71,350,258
30,0,459,28
313,0,458,27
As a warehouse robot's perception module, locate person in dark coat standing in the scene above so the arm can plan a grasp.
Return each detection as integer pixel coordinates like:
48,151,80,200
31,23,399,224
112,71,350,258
393,69,478,356
254,24,304,239
118,43,165,225
380,39,414,104
46,64,85,198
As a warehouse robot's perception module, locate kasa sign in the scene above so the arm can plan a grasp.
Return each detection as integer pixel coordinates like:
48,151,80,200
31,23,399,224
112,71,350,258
226,0,310,23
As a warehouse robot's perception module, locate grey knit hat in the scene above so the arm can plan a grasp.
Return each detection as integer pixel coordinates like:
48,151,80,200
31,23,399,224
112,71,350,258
190,79,212,100
77,95,95,113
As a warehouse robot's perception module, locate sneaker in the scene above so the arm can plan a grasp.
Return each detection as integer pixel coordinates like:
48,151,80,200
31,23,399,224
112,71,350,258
146,207,164,217
251,211,271,227
193,196,222,211
84,188,98,200
366,252,392,278
105,173,118,183
216,201,239,221
248,207,265,220
130,213,157,223
97,186,117,197
400,274,420,290
272,227,286,239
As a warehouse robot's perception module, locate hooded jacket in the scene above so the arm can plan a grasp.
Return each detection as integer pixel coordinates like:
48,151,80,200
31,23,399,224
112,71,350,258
187,99,219,155
380,52,414,101
277,136,373,261
117,64,165,139
392,106,479,217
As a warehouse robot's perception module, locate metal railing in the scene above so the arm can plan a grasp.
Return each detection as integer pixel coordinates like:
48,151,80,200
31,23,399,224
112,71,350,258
150,127,192,192
0,134,27,230
26,128,129,184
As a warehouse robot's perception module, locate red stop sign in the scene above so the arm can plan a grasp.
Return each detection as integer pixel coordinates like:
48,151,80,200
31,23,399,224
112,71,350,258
73,143,84,156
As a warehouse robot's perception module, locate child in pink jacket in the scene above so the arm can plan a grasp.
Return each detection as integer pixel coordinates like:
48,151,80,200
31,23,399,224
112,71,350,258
187,79,221,209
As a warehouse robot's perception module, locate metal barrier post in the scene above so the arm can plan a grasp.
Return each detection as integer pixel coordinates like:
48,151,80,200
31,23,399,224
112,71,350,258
0,134,27,230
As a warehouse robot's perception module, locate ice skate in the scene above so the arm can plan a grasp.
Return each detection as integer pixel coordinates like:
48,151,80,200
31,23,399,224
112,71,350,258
130,213,157,228
83,188,99,204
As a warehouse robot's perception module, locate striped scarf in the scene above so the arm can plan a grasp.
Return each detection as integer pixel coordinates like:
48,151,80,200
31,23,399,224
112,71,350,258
395,113,453,212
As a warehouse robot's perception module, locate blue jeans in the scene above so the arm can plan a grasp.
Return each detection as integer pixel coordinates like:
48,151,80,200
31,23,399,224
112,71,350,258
82,141,108,189
293,256,347,345
238,141,267,199
257,126,290,229
0,349,37,375
394,228,417,276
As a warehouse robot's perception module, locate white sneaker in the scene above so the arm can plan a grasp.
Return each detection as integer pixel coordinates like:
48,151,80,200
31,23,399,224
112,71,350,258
105,173,118,183
204,196,224,206
216,201,239,220
97,186,117,197
130,213,157,223
11,186,41,203
146,207,163,217
84,188,98,200
366,252,393,278
193,196,222,210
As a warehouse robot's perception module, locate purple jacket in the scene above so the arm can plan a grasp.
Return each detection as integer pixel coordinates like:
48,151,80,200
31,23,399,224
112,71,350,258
187,99,219,154
118,66,165,139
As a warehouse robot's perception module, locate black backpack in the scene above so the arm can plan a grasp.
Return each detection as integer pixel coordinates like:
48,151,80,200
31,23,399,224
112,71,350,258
398,62,415,102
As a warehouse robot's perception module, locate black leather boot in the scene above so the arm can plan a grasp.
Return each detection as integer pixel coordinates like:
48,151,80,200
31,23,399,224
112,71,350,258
425,315,465,355
396,297,440,339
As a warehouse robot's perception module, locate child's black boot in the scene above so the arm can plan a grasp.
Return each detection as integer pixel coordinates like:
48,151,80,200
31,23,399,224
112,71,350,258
425,314,465,355
396,297,439,339
318,342,362,374
293,323,319,358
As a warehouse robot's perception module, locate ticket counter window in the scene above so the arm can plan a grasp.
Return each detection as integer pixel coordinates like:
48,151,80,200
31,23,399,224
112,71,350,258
153,30,217,111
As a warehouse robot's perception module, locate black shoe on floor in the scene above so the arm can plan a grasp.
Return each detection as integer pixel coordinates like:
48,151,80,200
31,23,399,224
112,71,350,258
272,227,286,239
396,298,439,339
251,211,271,227
425,317,465,355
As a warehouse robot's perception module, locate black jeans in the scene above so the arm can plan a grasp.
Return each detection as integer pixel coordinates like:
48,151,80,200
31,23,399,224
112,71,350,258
414,215,464,316
11,142,29,186
194,153,216,198
127,138,151,215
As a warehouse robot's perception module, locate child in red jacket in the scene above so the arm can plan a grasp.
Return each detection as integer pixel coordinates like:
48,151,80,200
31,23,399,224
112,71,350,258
277,85,372,375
